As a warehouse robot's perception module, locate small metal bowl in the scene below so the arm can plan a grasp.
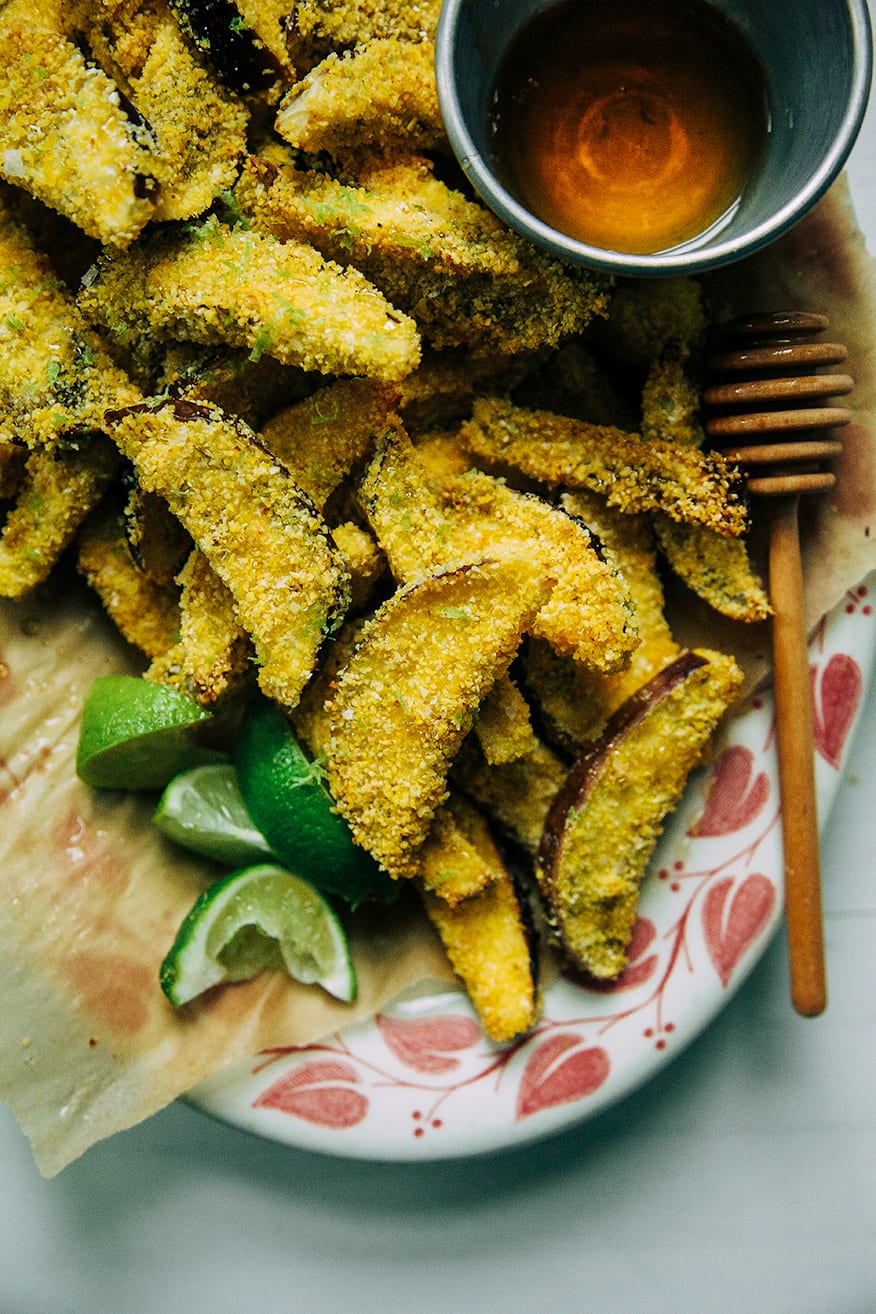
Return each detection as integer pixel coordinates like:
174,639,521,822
435,0,873,276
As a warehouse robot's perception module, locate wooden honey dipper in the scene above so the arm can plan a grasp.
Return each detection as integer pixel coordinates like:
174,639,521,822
704,311,853,1018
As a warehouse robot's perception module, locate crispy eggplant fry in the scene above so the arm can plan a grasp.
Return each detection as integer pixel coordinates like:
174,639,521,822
146,547,253,705
296,612,507,900
68,0,249,224
330,520,386,613
435,470,637,670
326,558,550,878
275,39,445,161
421,857,539,1043
359,421,638,670
0,436,121,599
105,398,351,710
122,484,192,586
654,516,772,622
517,490,683,747
79,219,421,383
356,417,451,578
419,792,501,904
159,344,316,429
167,0,294,97
606,276,709,371
1,194,140,451
638,345,771,621
259,378,400,509
518,489,681,752
236,153,611,355
351,423,533,765
288,0,441,64
459,397,748,536
640,343,705,448
474,676,539,766
0,2,156,247
536,648,743,980
452,736,568,858
76,498,181,657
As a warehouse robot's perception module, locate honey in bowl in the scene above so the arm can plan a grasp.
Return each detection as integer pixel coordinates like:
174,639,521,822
489,0,771,256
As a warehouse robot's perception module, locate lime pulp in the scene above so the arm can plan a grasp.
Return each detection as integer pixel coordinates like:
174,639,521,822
160,863,357,1006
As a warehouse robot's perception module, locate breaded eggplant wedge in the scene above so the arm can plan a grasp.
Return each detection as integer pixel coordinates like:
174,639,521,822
166,0,294,97
236,154,611,356
326,557,550,878
518,492,681,750
536,648,743,981
68,0,249,223
146,547,253,706
421,847,540,1043
275,39,446,161
76,496,182,657
459,397,748,536
79,219,421,384
0,436,121,599
359,421,637,670
105,398,351,710
640,342,705,448
287,0,442,65
638,346,771,621
653,517,772,622
419,791,503,904
356,424,534,766
0,1,157,246
605,276,708,372
1,193,140,452
452,736,568,859
473,676,539,766
259,378,401,510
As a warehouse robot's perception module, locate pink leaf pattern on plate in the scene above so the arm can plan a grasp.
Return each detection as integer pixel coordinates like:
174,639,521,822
702,874,777,987
688,744,770,837
516,1033,610,1120
376,1013,482,1073
252,1060,368,1128
812,652,863,768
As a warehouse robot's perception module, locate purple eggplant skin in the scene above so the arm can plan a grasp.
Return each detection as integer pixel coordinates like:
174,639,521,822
537,650,708,882
167,0,284,93
536,650,712,979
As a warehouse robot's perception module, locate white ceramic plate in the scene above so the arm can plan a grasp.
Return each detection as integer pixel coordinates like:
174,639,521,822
189,574,876,1158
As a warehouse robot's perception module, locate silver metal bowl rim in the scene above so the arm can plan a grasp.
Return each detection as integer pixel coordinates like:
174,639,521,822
434,0,874,276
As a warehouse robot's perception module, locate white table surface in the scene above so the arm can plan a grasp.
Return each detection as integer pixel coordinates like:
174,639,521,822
3,68,876,1314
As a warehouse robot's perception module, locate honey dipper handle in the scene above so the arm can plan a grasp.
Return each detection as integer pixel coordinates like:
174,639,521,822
769,495,827,1016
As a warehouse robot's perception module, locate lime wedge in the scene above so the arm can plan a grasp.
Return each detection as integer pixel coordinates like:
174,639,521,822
235,696,396,907
76,676,226,790
160,863,357,1006
153,763,275,866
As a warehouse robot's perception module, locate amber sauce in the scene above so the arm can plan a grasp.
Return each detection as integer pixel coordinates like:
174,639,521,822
489,0,770,255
